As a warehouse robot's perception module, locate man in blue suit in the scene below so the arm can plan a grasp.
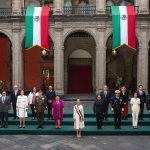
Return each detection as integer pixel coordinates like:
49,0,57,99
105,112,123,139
100,85,111,120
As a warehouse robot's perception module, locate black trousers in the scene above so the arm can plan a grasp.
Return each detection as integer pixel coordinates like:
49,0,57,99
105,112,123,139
114,113,121,128
47,104,52,119
36,112,44,127
30,104,35,118
12,103,16,119
140,103,144,119
0,112,8,127
96,113,103,128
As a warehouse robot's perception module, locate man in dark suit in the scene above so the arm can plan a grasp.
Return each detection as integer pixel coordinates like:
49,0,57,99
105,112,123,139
93,95,105,129
11,85,20,119
137,85,146,120
111,90,124,129
46,85,56,120
100,85,111,120
0,90,11,128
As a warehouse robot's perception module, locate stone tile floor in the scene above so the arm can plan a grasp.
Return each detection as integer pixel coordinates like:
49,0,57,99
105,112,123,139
0,135,150,150
1,101,150,150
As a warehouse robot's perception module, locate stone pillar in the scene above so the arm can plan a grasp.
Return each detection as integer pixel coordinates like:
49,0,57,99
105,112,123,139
54,22,64,95
12,0,22,15
139,0,149,14
137,27,149,93
53,0,63,15
12,22,24,89
96,25,106,94
96,0,106,14
134,0,138,6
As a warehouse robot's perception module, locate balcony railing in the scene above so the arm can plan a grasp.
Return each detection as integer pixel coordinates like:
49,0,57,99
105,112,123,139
0,6,147,17
63,6,96,15
22,7,54,16
106,6,139,15
0,7,54,16
0,8,12,16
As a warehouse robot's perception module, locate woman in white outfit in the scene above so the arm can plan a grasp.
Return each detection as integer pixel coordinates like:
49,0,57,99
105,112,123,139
16,90,28,128
73,99,85,138
130,92,140,129
28,87,39,119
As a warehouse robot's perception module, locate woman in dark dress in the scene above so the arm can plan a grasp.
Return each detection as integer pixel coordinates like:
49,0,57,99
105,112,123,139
120,86,129,120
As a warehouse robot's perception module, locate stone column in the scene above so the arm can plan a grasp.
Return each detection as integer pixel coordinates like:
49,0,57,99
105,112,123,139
96,25,106,94
134,0,138,6
12,22,24,89
96,0,106,14
139,0,149,14
137,27,149,93
53,0,63,15
54,22,64,95
12,0,22,15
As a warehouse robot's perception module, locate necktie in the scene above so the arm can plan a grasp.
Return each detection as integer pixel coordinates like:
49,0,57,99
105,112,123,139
104,91,107,98
2,97,4,104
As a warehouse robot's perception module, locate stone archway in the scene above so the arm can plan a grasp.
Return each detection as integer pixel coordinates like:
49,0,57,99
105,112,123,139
68,49,93,93
64,31,96,94
0,32,12,90
106,34,138,92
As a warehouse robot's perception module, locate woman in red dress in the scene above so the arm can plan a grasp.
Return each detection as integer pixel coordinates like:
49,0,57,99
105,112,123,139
120,86,129,120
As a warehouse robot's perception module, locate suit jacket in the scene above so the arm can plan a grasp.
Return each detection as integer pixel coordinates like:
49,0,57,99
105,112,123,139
146,96,150,110
46,90,56,105
137,90,146,104
100,90,111,104
111,97,124,114
93,99,105,114
11,90,20,104
120,91,129,104
0,96,11,112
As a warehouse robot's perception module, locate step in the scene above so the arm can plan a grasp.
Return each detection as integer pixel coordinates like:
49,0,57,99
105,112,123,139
7,117,150,126
1,125,150,135
8,113,150,118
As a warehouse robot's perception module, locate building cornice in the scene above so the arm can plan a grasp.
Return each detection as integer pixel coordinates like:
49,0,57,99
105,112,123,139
0,14,149,23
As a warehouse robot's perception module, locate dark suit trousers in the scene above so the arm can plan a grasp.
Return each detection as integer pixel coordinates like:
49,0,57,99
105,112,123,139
140,103,144,119
114,113,121,128
96,113,103,128
12,103,16,119
47,103,52,119
30,104,35,118
0,112,8,127
36,112,44,127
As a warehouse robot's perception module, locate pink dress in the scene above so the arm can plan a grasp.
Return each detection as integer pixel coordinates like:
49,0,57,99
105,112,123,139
52,100,64,125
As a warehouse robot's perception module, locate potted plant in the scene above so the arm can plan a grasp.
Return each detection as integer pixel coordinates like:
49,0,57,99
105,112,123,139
115,76,122,89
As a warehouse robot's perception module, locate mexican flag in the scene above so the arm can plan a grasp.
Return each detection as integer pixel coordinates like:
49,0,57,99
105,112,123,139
25,6,50,50
111,6,136,50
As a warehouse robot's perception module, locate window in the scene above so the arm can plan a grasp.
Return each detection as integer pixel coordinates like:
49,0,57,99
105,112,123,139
106,0,134,6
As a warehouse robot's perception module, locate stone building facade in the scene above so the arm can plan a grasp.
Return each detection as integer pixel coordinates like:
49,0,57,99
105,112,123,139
0,0,150,96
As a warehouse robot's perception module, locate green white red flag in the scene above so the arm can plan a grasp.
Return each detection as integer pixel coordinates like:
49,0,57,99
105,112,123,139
111,6,136,50
25,6,50,50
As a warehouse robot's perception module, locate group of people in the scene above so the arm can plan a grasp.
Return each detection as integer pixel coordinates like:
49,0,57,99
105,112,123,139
0,84,150,138
93,85,148,130
0,85,64,129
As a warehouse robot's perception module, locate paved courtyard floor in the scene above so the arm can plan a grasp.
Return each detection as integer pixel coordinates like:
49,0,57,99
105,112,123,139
0,135,150,150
